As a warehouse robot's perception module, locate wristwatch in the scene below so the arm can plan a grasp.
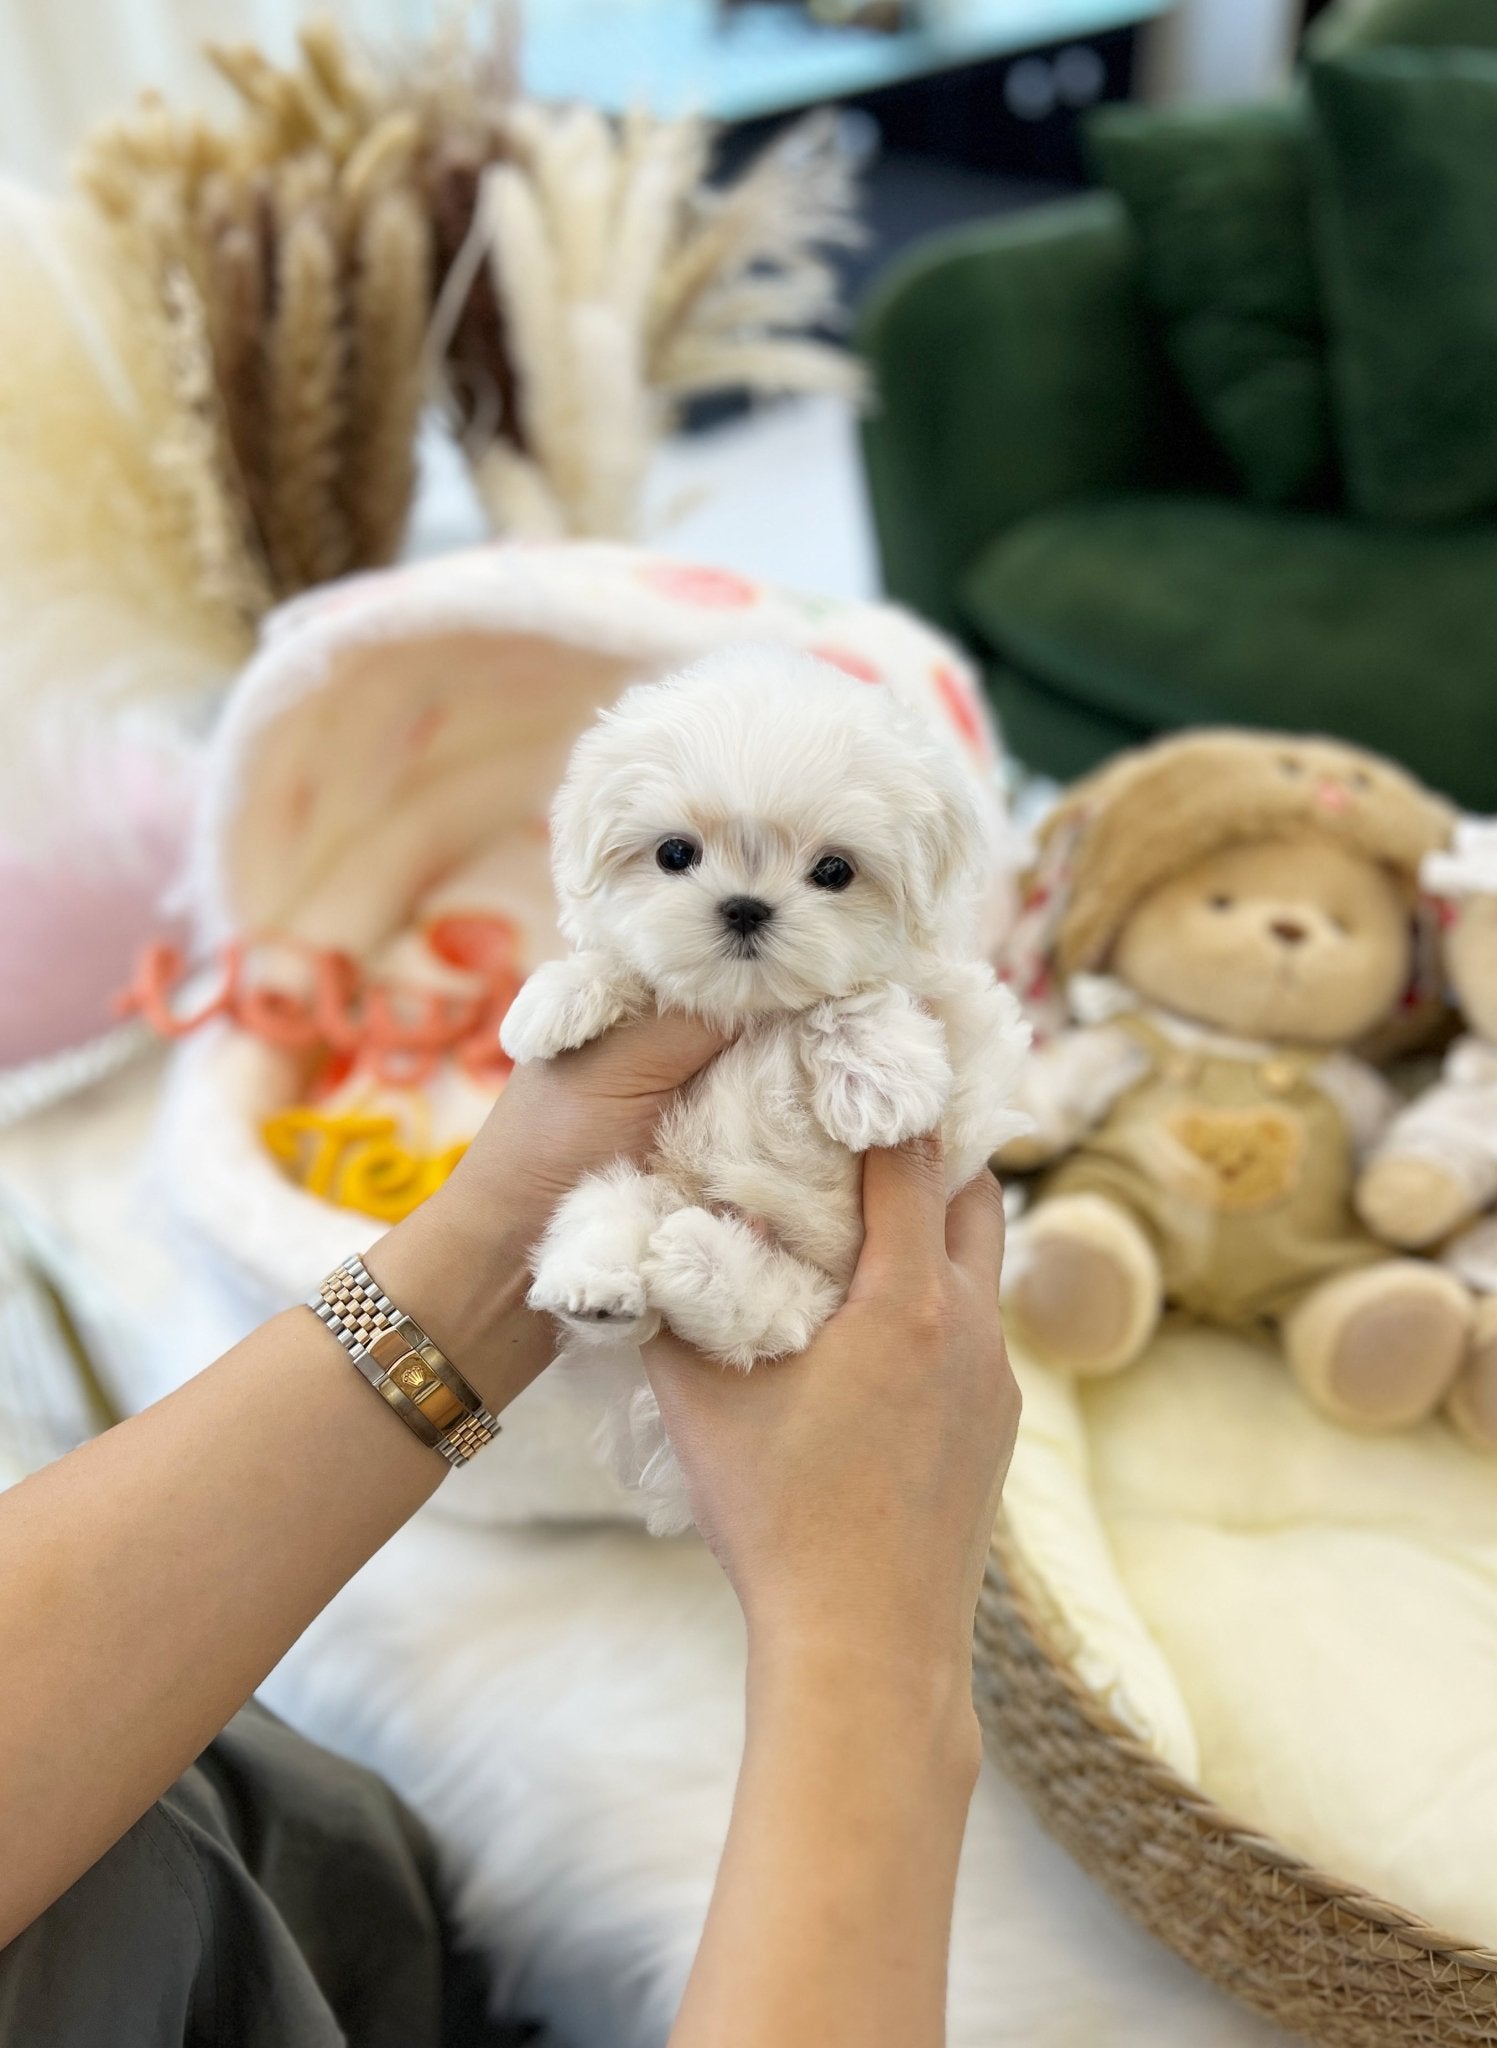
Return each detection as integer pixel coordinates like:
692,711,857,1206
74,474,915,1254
308,1252,499,1467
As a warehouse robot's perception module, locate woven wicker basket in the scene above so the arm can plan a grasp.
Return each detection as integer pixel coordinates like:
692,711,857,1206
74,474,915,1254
974,1519,1497,2047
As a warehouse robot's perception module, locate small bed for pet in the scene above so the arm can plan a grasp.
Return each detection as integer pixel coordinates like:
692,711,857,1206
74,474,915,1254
976,1550,1497,2048
974,1329,1497,2048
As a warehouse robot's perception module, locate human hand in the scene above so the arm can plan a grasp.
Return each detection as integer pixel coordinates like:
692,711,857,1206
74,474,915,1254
644,1141,1018,1688
453,1004,729,1243
376,1006,729,1403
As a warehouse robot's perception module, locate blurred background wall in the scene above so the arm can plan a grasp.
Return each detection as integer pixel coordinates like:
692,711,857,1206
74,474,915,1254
2,0,1307,192
1144,0,1300,99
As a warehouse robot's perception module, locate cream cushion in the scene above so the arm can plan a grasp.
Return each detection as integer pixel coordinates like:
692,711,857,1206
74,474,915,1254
1006,1321,1497,1950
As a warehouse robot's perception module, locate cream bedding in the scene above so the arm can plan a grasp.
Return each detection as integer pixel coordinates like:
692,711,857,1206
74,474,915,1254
1006,1320,1497,1950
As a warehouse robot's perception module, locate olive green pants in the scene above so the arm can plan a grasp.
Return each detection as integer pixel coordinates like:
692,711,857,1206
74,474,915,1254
0,1703,530,2048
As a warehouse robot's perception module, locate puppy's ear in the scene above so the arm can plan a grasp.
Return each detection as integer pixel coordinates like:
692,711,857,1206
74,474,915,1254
897,741,990,951
549,715,645,928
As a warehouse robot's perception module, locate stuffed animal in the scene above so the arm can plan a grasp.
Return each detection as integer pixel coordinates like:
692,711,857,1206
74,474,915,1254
1357,819,1497,1449
500,645,1031,1530
998,729,1470,1435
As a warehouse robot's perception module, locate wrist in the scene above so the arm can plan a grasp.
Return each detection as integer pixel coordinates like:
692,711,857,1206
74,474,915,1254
746,1631,982,1795
368,1184,549,1417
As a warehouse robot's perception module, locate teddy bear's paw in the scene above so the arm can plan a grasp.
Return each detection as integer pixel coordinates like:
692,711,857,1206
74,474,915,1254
1356,1155,1476,1249
499,959,629,1063
993,1129,1052,1174
644,1208,838,1368
527,1255,659,1342
1284,1262,1471,1430
1004,1194,1162,1376
1447,1296,1497,1453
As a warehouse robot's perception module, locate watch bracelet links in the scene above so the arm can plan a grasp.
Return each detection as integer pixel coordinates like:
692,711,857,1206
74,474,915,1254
308,1252,499,1467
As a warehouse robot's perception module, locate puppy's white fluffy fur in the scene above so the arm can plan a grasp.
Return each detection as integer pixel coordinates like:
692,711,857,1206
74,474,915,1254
500,646,1031,1530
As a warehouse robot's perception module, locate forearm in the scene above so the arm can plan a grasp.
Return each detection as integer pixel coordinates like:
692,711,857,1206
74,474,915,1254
0,1187,547,1946
670,1641,981,2048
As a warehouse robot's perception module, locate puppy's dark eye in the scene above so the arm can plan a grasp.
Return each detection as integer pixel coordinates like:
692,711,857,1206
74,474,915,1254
655,837,700,874
1209,894,1233,911
809,854,855,892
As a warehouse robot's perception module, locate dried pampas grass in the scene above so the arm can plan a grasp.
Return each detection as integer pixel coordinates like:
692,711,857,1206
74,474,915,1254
264,172,352,590
78,17,447,617
346,187,431,565
68,11,866,600
456,99,865,538
0,182,247,841
3,15,866,865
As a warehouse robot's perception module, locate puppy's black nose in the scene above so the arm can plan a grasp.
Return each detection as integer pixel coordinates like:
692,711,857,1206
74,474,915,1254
1270,917,1308,946
720,895,773,937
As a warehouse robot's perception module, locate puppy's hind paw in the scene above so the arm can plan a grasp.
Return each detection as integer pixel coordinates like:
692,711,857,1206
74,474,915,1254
643,1208,838,1369
643,1208,765,1362
527,1258,659,1343
748,1264,839,1365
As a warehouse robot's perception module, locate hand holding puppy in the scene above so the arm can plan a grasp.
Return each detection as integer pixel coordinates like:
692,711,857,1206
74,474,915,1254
645,1137,1018,1678
498,646,1030,1531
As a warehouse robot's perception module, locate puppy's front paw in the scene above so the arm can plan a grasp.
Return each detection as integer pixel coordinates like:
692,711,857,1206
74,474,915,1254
831,1057,950,1150
499,958,631,1063
528,1254,658,1342
806,991,951,1151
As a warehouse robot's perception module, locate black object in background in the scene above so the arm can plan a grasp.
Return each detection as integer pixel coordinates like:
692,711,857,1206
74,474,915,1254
686,23,1140,427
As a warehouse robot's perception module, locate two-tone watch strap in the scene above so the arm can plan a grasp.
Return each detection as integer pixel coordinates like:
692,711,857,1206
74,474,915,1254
309,1253,499,1467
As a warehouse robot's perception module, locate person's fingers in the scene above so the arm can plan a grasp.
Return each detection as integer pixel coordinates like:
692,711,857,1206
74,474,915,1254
641,1326,700,1392
944,1168,1006,1291
850,1136,948,1295
568,1006,732,1094
643,1327,751,1435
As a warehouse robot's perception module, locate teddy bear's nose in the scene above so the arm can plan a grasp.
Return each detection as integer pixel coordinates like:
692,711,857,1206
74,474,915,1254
1269,916,1309,946
720,895,774,936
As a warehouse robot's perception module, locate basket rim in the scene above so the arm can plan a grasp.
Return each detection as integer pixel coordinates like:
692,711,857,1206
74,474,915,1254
981,1513,1497,1975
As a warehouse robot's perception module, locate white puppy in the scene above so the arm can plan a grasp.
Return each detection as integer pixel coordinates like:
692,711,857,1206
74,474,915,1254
500,645,1031,1530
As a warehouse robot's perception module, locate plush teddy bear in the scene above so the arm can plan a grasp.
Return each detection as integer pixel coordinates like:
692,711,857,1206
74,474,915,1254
1356,819,1497,1450
999,729,1470,1435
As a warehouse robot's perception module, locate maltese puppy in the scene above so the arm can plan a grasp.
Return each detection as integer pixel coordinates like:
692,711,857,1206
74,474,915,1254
500,645,1031,1530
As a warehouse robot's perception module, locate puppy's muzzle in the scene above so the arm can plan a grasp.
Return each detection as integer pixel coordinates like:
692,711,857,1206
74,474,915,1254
719,895,774,955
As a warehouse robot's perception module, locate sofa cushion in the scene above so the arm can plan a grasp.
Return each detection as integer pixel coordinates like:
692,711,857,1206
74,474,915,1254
960,492,1497,808
1308,0,1497,58
1311,49,1497,523
1087,100,1335,510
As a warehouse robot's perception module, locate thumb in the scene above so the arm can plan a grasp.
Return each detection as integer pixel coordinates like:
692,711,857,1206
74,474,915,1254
849,1135,947,1298
570,1006,733,1094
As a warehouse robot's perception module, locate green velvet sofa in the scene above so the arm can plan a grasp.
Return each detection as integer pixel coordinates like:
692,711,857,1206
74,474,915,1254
857,0,1497,807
